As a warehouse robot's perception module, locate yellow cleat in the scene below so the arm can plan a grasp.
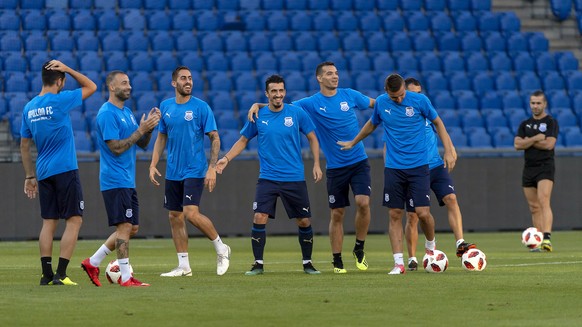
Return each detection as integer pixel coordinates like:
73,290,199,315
541,240,553,252
353,250,369,271
333,267,347,274
52,276,78,286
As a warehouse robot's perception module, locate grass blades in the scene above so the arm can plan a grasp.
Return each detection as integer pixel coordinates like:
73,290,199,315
1,232,582,326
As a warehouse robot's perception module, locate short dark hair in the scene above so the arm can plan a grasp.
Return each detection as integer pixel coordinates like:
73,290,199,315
105,70,126,88
171,66,190,81
384,74,405,92
316,61,335,77
530,90,547,102
265,74,285,91
404,77,421,89
41,60,65,86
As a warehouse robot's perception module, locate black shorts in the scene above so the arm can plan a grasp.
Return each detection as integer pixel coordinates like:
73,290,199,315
101,188,139,226
522,163,555,188
406,165,455,212
326,159,371,209
164,178,205,211
38,170,84,219
254,179,311,219
383,165,431,209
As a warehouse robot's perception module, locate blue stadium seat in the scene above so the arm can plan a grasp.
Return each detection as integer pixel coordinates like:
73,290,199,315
0,31,22,52
285,72,308,92
135,93,159,114
342,32,365,52
425,0,446,11
448,0,470,11
390,32,412,52
21,0,45,10
266,11,289,30
22,31,46,52
0,10,20,30
359,12,382,31
0,0,17,8
432,90,455,109
197,11,222,31
167,0,191,9
447,126,468,147
234,72,258,91
148,11,171,31
336,11,359,31
221,129,242,151
453,11,476,32
47,10,71,31
96,10,120,31
93,0,115,9
22,10,47,31
318,33,341,52
130,52,154,72
542,72,565,91
480,92,503,111
442,52,465,73
366,31,389,52
518,72,542,93
279,52,302,71
206,52,229,71
507,33,528,53
456,90,478,109
482,109,507,131
70,111,87,132
321,51,347,71
2,53,27,72
331,0,353,10
500,12,521,32
123,31,149,51
293,32,317,52
483,32,506,52
308,0,329,10
209,73,232,92
430,12,453,32
312,11,335,31
567,71,582,92
460,32,482,52
556,51,579,73
501,90,523,111
439,109,460,127
78,51,102,72
411,31,435,52
478,12,500,32
382,11,405,31
174,31,198,52
209,91,235,111
154,51,178,71
119,0,143,9
171,11,195,30
290,11,312,31
549,90,571,108
489,52,512,71
535,52,557,73
491,127,514,148
150,31,174,51
472,72,494,97
404,11,429,31
73,31,98,52
48,31,74,51
557,110,578,128
550,0,572,21
5,72,30,93
230,52,253,71
418,52,442,73
242,11,265,31
248,32,270,52
507,108,528,131
101,32,125,52
395,51,418,72
564,130,582,146
121,9,146,31
467,127,492,147
27,52,48,71
399,0,422,10
271,32,293,52
200,32,224,52
353,71,377,91
527,32,549,52
194,0,214,10
465,52,489,72
104,51,129,71
254,52,278,71
338,71,353,89
471,0,491,12
301,51,321,71
495,72,517,92
372,52,395,72
512,52,535,72
435,31,460,52
144,0,166,9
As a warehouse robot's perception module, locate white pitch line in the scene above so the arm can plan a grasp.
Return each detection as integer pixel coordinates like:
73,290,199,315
495,261,582,267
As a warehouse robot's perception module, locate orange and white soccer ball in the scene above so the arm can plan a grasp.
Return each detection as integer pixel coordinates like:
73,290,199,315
423,250,448,273
521,227,543,250
461,248,487,271
105,259,134,284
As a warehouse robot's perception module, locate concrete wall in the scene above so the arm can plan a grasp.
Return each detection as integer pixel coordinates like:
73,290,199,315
2,156,581,240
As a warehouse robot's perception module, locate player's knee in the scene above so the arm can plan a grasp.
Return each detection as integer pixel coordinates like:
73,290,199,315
389,208,403,220
331,208,345,222
253,213,269,224
443,193,458,206
355,196,370,209
296,218,311,228
406,213,419,226
130,225,139,237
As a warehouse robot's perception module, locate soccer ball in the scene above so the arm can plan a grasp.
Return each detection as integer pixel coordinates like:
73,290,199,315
521,227,543,249
461,248,487,271
423,250,448,273
105,259,133,284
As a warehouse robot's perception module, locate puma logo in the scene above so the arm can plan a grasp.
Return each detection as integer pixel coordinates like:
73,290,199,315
251,237,261,243
303,238,313,244
185,195,192,200
261,120,268,126
302,207,309,212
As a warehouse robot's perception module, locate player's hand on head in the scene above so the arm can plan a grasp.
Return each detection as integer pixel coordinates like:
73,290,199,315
45,60,69,73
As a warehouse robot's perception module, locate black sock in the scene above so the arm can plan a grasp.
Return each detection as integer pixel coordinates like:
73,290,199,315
55,257,70,278
333,253,342,263
41,257,53,279
354,239,365,252
298,225,314,261
543,233,551,241
251,224,266,261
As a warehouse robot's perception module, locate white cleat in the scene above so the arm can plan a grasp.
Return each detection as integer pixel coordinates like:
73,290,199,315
388,264,405,275
216,244,231,276
160,267,192,277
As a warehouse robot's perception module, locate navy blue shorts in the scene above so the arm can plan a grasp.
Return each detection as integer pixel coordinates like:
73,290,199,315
254,179,311,219
164,178,205,211
38,170,84,219
383,165,431,209
326,159,371,209
406,164,455,212
101,188,139,226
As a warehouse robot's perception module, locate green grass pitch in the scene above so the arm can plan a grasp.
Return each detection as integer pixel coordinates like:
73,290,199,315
1,231,582,326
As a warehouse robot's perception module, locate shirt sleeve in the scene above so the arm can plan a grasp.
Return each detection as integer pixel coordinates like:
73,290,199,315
202,103,218,134
547,117,559,138
421,96,438,122
98,111,121,142
240,120,257,140
60,89,83,113
349,89,372,110
298,108,316,135
370,97,382,126
516,121,526,138
20,108,32,138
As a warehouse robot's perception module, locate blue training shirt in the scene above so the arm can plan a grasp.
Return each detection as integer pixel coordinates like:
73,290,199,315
425,120,444,169
96,102,139,191
158,96,217,180
241,103,315,182
293,88,370,169
372,91,438,169
20,89,82,180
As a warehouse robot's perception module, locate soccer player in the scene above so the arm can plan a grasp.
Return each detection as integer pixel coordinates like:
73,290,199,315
217,74,323,275
21,60,96,286
80,71,160,287
399,77,475,271
149,66,231,277
338,74,457,275
514,90,558,252
248,62,375,274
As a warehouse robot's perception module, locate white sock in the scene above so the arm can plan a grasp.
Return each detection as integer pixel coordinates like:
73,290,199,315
455,239,465,248
425,239,436,251
408,256,417,264
212,236,227,254
89,244,111,267
177,252,190,270
302,260,312,265
255,260,264,264
118,258,131,283
393,253,404,266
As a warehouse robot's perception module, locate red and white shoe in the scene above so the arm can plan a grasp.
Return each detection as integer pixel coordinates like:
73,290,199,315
388,264,405,275
120,277,150,287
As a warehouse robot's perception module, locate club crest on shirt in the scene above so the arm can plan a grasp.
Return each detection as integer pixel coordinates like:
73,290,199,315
405,107,415,117
284,117,293,127
340,101,349,112
539,123,547,132
184,111,193,121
